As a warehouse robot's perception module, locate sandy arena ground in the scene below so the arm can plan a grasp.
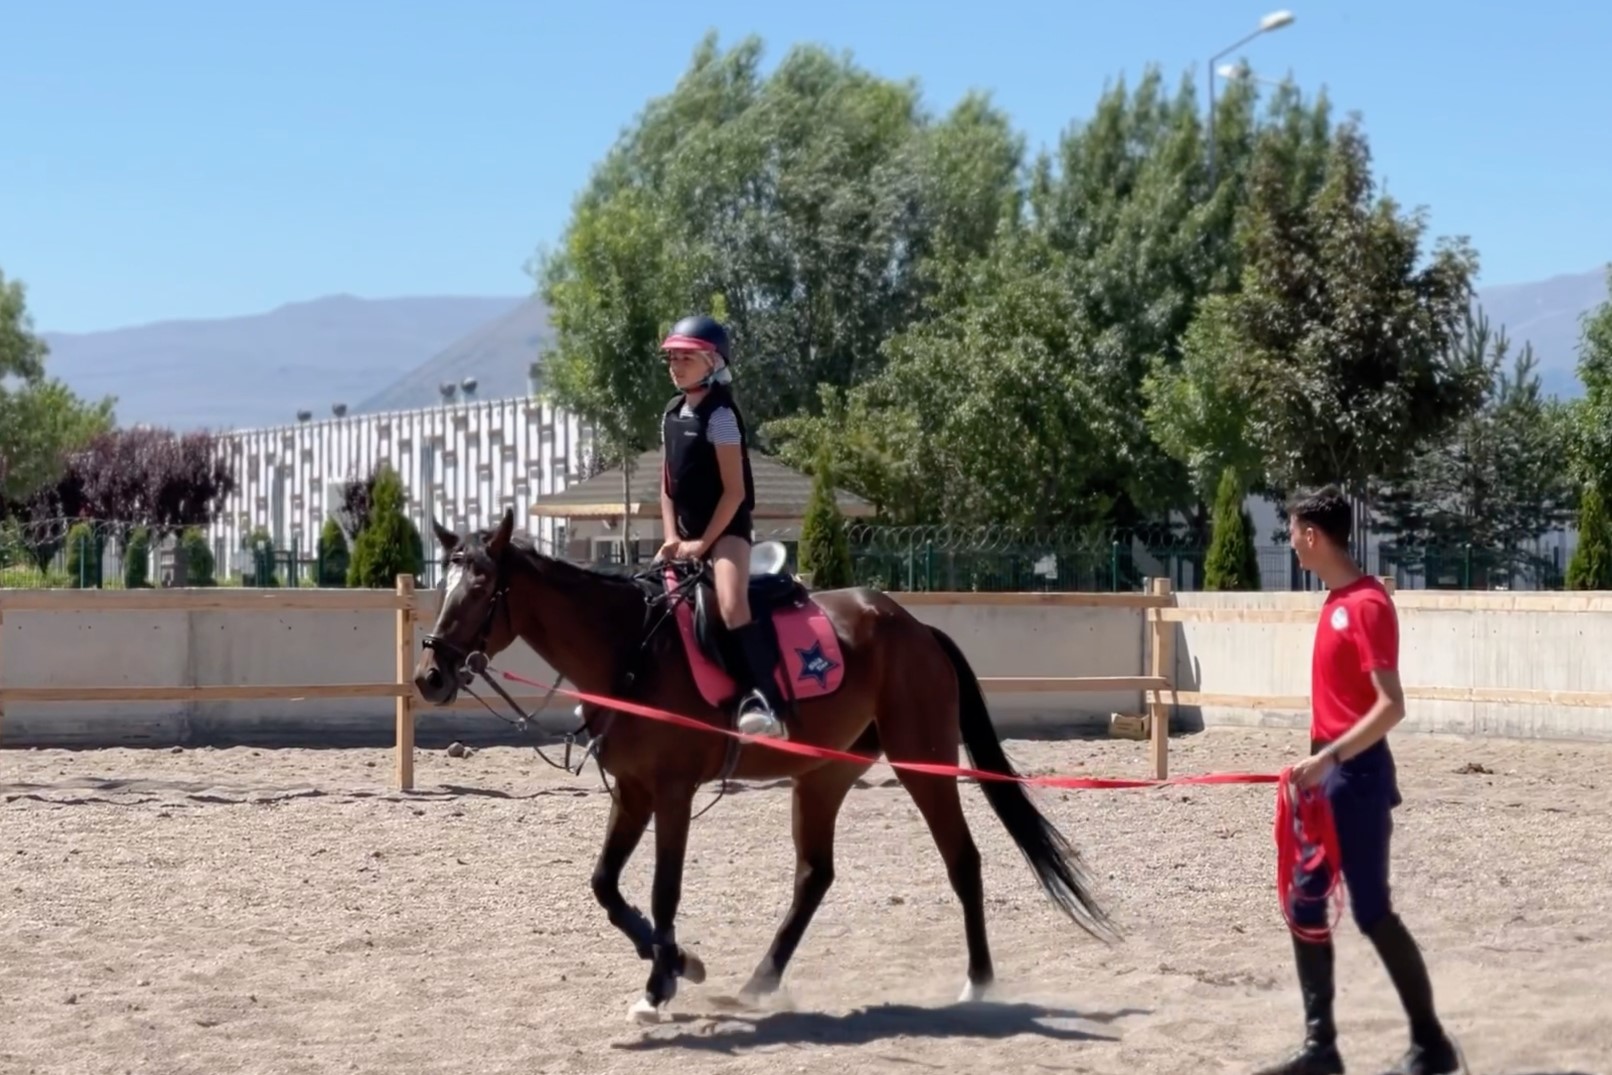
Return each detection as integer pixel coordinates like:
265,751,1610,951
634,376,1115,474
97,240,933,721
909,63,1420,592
2,725,1608,1075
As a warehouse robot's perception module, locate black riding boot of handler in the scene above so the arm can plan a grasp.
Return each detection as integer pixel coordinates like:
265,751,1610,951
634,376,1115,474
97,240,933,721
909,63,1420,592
1365,914,1461,1075
1253,936,1343,1075
730,620,787,739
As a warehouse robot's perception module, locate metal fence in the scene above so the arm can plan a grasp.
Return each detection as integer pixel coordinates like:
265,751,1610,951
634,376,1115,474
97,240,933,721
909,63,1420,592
0,516,1582,592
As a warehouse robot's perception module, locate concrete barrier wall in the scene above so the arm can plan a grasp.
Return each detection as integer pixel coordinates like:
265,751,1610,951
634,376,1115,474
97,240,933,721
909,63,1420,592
1,586,1608,748
1168,590,1612,742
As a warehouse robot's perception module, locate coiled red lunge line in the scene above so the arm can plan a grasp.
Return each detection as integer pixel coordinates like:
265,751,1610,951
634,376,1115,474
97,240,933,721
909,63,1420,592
1274,768,1344,942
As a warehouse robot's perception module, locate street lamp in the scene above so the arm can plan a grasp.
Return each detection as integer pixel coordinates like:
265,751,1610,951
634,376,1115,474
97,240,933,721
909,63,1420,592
1208,9,1296,185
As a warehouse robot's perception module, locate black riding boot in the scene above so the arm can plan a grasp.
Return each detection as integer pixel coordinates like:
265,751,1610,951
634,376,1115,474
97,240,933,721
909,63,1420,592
730,620,786,739
1365,914,1461,1075
1253,936,1343,1075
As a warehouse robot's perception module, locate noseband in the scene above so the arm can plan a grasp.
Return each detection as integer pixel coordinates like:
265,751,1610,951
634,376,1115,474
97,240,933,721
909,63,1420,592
421,548,512,681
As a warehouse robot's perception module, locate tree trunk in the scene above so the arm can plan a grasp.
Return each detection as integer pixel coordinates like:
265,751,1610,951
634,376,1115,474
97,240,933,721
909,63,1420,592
621,453,635,565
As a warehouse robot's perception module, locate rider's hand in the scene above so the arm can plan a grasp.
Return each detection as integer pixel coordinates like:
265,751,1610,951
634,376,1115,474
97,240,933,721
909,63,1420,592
654,539,679,564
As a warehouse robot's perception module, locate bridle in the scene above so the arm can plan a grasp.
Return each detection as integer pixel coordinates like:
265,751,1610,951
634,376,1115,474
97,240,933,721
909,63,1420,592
418,546,745,817
420,547,512,676
420,545,593,774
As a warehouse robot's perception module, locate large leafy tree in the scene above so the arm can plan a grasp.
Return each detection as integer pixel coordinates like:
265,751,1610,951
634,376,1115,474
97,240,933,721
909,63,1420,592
1160,118,1484,544
537,32,1024,439
1566,267,1612,495
1564,267,1612,590
0,270,116,506
769,70,1336,530
43,427,236,531
1373,309,1575,586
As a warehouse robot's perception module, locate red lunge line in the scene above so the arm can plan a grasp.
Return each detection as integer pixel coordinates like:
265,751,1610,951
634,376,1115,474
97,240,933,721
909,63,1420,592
493,667,1282,792
489,668,1326,930
1273,767,1345,940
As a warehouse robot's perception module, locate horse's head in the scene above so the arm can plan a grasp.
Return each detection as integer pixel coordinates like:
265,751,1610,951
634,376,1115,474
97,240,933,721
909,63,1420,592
413,506,518,706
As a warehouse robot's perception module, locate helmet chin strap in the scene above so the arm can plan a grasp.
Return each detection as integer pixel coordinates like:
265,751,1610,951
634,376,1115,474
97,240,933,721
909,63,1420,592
693,360,732,389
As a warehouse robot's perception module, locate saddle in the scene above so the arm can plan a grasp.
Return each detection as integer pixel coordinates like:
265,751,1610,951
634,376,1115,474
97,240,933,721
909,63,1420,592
690,567,804,672
656,543,846,710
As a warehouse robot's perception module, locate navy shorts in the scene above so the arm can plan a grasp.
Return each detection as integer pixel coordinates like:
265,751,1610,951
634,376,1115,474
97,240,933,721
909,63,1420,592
1288,738,1403,934
676,507,753,546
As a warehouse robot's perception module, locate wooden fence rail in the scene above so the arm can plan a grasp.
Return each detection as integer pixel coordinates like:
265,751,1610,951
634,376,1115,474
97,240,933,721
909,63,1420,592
0,575,1183,790
4,576,1606,792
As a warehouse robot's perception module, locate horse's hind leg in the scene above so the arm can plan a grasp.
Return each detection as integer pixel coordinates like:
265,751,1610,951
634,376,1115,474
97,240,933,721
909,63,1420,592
590,778,656,962
740,737,874,1003
894,765,994,1002
876,657,995,1002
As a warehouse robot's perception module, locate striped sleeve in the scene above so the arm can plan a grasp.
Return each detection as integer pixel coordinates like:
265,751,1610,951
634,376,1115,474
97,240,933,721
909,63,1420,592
705,406,742,445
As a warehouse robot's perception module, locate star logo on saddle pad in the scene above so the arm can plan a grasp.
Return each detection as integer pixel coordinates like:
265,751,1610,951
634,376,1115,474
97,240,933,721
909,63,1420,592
794,640,840,688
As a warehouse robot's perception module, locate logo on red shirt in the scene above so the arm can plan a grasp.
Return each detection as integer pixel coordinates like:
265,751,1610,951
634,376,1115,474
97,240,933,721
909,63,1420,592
1310,577,1398,742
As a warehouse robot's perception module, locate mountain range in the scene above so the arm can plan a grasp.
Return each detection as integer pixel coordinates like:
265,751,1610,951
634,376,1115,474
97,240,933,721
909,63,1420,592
36,267,1609,432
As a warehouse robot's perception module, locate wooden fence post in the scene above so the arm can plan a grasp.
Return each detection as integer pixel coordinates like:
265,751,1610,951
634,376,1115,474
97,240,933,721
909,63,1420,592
395,574,416,791
1148,577,1174,781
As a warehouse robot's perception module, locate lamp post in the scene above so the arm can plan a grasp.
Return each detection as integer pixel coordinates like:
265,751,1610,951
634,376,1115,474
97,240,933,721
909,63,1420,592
1208,9,1295,186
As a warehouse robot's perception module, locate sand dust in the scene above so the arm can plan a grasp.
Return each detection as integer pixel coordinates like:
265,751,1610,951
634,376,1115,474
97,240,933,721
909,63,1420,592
2,726,1608,1075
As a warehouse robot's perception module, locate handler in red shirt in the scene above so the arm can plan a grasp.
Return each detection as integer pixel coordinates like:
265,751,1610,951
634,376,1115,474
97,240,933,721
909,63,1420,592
1254,485,1461,1075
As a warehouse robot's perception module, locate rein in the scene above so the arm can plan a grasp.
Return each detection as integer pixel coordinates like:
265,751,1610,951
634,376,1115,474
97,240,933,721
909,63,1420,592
428,551,742,818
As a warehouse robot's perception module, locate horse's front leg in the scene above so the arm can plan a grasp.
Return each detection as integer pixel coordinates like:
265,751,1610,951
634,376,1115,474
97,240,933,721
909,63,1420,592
629,781,703,1022
590,779,655,961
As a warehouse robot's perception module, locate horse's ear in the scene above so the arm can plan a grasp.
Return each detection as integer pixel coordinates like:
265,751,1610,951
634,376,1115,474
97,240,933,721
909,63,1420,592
487,506,515,555
432,518,458,552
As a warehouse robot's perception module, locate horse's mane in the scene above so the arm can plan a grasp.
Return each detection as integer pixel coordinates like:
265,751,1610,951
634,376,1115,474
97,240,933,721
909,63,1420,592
464,526,651,601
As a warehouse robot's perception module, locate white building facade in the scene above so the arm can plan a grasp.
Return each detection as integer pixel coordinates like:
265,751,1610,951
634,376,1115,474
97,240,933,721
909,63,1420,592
208,392,592,585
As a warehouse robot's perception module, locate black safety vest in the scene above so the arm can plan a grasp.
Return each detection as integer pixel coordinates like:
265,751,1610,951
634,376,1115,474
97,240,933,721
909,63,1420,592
662,384,756,539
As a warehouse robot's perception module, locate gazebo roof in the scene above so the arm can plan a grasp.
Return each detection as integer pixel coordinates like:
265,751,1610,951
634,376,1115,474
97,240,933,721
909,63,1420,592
529,449,876,520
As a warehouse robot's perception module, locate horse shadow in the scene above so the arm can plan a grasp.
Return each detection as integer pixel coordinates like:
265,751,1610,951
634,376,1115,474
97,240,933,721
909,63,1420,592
613,998,1147,1055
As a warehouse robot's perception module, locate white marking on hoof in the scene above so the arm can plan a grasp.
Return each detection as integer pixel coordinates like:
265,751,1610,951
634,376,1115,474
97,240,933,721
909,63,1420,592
628,995,664,1024
957,979,991,1003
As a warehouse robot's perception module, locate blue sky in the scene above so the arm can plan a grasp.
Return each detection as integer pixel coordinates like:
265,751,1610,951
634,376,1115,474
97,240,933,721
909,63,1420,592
5,0,1607,333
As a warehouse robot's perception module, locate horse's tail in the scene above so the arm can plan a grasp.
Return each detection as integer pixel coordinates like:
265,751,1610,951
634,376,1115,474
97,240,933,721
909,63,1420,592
928,624,1119,945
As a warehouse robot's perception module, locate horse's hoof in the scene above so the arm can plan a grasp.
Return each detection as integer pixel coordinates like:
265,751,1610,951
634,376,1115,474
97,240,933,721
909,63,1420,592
957,978,992,1004
738,974,778,1003
627,995,664,1024
739,984,793,1012
680,951,706,985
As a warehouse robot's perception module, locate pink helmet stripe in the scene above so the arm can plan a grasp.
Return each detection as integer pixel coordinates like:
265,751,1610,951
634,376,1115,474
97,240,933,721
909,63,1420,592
661,334,718,352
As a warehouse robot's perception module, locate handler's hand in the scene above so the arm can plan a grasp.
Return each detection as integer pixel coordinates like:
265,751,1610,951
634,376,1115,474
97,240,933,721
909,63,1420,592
1290,751,1336,790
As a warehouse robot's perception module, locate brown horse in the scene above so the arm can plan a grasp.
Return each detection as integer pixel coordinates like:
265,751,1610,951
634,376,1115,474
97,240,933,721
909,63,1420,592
412,508,1115,1022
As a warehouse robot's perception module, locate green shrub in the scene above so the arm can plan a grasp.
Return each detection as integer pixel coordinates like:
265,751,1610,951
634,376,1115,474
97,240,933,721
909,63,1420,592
317,517,350,586
123,526,152,588
181,527,216,586
347,462,423,588
242,526,279,586
64,522,104,588
797,451,854,589
1566,483,1612,590
1205,467,1261,591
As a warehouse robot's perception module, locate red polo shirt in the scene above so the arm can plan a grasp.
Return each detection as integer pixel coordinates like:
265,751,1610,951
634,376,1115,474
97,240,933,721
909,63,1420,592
1310,575,1398,742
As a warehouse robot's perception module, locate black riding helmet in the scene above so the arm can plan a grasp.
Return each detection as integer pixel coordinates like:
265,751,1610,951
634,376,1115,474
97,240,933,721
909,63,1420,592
660,314,730,364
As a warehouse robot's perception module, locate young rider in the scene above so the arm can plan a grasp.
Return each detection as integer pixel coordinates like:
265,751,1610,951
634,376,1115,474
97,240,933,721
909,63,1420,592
655,313,788,740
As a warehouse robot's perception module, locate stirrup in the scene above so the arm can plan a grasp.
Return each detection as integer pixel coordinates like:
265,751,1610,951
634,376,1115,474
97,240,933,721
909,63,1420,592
736,691,787,739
